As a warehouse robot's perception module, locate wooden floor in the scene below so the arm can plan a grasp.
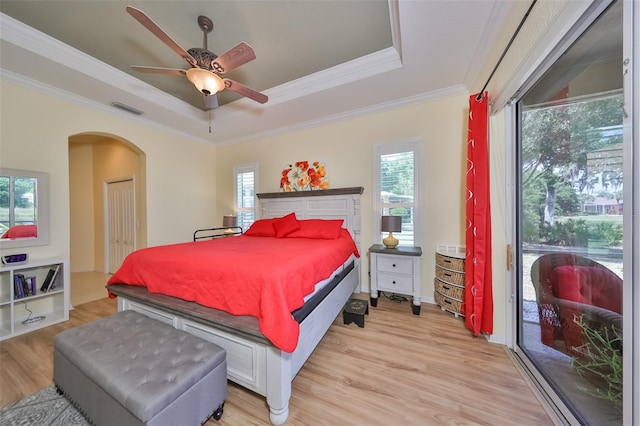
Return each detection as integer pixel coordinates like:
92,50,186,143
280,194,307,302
69,271,111,307
0,295,554,425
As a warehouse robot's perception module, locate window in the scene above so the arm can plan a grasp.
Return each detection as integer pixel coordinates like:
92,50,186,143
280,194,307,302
0,175,37,233
373,140,421,246
233,164,257,231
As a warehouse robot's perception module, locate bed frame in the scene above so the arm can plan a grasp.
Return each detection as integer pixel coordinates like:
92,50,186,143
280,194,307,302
110,187,363,425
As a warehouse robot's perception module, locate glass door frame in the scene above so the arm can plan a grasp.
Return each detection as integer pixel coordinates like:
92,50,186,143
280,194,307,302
503,1,638,424
622,0,639,423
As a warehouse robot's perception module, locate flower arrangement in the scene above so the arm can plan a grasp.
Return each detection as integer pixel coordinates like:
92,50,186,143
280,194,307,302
280,161,329,192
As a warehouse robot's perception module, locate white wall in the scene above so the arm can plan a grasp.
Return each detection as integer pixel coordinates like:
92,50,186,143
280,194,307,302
0,80,217,263
216,93,470,322
0,0,592,343
68,143,95,271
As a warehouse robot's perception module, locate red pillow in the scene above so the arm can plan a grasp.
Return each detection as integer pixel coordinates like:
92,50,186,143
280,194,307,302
244,218,277,237
552,266,622,314
1,224,37,239
274,213,300,238
286,219,344,239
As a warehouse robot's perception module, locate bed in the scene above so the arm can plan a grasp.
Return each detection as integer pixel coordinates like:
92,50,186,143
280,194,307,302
106,187,363,425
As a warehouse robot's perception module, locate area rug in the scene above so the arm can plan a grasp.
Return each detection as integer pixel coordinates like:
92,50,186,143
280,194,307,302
0,386,89,426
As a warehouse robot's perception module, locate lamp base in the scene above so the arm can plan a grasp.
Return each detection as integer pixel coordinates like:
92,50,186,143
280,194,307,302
383,233,399,249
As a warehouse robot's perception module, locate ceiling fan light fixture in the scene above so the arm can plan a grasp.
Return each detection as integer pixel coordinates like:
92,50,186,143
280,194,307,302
186,68,224,95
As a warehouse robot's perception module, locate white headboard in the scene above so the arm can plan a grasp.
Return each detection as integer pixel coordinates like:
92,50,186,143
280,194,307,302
257,187,363,251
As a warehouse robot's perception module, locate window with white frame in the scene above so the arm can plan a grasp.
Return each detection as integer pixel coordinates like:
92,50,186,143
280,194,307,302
373,140,421,246
234,163,257,231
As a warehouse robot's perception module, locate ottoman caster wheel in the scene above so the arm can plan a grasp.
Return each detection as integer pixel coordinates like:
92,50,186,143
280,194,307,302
212,402,224,421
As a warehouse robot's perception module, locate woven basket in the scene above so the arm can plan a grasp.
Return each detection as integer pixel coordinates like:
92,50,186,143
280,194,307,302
434,291,464,316
435,266,465,286
434,278,464,300
435,252,465,271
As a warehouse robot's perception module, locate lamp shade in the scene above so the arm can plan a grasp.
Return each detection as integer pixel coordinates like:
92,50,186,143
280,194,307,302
186,68,225,95
222,215,238,228
381,215,402,233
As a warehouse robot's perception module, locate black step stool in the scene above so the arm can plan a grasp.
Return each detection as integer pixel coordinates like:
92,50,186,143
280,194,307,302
343,298,369,328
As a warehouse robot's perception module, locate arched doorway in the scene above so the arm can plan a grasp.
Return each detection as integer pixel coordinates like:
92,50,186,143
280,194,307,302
68,132,147,306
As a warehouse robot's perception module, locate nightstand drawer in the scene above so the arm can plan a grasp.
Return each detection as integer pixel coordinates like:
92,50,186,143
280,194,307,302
377,272,413,293
376,256,413,274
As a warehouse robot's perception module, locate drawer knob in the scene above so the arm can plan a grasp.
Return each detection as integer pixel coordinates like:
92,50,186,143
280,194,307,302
392,264,396,267
392,280,396,284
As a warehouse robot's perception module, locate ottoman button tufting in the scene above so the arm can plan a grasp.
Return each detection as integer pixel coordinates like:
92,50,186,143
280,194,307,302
54,310,227,425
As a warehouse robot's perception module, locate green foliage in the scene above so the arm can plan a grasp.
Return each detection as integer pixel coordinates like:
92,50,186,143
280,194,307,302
571,315,623,414
521,95,623,192
523,215,622,247
520,94,624,243
543,219,585,246
380,152,414,196
0,176,36,209
0,176,8,206
554,184,581,216
389,207,409,223
590,221,623,246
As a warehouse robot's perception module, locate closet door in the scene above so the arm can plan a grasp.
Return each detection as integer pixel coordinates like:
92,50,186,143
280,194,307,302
106,179,135,274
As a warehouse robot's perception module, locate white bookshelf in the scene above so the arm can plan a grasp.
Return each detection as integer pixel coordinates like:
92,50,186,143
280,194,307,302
0,257,69,340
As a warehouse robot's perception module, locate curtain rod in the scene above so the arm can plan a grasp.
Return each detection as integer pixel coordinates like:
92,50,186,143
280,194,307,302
476,0,538,101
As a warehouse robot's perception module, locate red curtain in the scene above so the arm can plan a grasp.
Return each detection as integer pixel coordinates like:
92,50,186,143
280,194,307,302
464,92,493,336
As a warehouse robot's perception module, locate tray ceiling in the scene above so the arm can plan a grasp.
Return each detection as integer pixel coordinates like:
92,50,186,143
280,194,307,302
1,1,514,144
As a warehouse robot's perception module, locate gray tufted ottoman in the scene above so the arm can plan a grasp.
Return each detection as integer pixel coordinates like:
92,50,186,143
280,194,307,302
53,310,227,425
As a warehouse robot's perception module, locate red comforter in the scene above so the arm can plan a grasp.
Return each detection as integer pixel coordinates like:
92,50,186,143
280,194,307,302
107,230,359,352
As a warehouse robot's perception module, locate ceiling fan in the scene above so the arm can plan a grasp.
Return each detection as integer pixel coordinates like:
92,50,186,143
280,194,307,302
126,5,268,109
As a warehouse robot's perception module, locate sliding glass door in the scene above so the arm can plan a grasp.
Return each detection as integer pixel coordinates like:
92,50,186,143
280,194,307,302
513,1,635,424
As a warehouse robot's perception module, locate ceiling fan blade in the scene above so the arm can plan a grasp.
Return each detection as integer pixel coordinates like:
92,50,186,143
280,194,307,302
223,79,268,104
131,66,186,76
211,42,256,74
204,94,219,110
126,6,197,66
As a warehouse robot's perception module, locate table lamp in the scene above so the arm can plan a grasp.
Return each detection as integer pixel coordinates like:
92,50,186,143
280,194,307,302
381,215,402,248
223,215,238,235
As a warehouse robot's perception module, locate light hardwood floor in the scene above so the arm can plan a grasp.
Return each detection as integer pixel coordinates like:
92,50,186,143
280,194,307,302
69,271,112,307
0,294,554,425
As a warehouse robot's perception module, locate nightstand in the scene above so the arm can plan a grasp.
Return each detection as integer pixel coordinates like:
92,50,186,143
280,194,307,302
369,244,422,315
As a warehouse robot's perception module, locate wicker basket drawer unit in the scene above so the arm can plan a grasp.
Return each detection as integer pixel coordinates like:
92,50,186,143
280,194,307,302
434,244,466,318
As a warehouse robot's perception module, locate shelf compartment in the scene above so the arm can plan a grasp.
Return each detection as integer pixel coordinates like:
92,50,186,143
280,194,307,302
0,258,69,340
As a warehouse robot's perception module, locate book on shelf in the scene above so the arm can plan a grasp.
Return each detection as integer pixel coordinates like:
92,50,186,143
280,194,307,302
14,274,24,299
14,273,31,298
27,276,36,296
22,274,31,296
40,264,61,292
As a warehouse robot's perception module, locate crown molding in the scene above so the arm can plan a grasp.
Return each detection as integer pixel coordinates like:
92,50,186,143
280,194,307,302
218,84,468,146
